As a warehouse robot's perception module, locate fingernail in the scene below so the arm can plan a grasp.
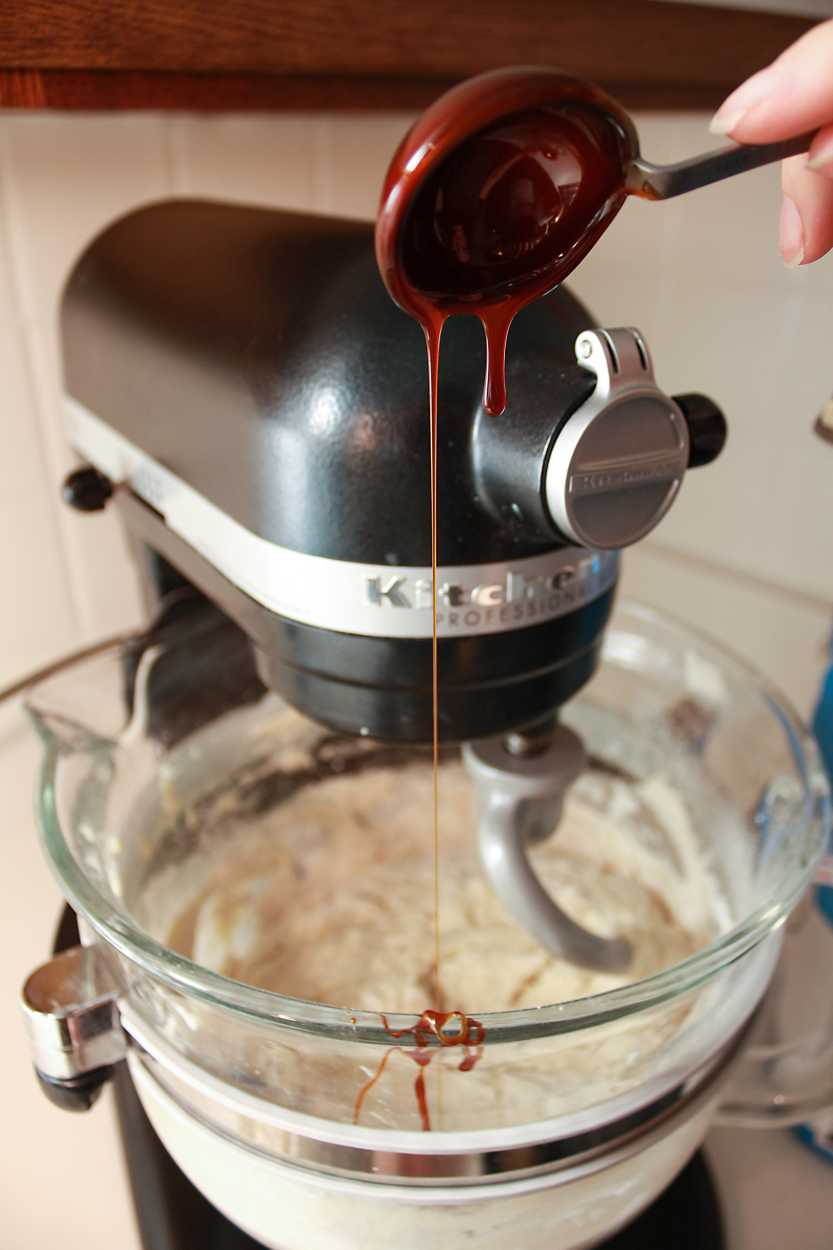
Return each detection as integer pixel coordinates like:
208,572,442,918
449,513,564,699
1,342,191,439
709,66,779,135
779,194,804,268
807,134,833,172
709,109,746,138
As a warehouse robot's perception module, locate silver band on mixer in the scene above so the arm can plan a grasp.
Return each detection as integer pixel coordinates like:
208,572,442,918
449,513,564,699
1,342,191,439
66,397,619,641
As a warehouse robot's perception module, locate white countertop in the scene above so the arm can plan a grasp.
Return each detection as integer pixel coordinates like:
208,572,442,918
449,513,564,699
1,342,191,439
2,699,831,1249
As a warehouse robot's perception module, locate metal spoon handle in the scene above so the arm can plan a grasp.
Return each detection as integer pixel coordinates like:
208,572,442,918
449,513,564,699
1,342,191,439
626,130,817,200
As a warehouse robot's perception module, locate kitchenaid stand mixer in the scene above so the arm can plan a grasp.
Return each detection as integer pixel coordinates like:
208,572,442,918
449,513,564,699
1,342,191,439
17,89,833,1250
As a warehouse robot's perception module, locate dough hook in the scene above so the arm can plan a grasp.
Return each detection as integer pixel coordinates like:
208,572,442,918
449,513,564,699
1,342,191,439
464,725,632,973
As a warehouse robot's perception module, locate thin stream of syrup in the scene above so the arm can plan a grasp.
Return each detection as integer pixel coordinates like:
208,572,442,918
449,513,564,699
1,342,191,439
427,319,443,1007
350,317,484,1132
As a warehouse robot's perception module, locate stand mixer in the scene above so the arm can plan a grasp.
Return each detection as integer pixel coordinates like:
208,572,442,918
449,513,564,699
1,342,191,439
18,75,833,1250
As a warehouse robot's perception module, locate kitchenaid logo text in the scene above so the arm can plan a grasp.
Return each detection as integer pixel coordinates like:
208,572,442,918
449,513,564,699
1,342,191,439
570,455,682,496
365,555,613,632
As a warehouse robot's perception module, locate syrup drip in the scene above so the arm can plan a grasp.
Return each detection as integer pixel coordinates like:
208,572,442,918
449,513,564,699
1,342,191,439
353,1011,486,1132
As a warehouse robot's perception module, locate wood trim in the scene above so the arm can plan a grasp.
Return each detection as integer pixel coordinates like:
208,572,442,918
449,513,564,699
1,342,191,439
0,69,762,113
0,70,435,112
0,1,813,77
0,2,816,112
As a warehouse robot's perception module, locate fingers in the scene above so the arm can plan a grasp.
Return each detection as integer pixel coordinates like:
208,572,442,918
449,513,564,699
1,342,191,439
710,19,833,265
781,153,833,265
710,17,833,143
808,122,833,176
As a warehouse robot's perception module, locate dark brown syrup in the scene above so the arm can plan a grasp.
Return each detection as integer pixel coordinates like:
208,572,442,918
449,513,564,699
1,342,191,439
353,1011,485,1132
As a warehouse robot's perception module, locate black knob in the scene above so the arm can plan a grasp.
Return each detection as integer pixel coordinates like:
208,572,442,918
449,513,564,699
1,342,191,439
35,1064,115,1112
674,394,728,468
62,466,114,512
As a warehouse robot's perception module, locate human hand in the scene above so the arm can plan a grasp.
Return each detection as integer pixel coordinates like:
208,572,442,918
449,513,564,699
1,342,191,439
709,17,833,267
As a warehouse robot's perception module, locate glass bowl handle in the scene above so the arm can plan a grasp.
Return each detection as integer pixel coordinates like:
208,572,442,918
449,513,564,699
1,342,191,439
718,884,833,1128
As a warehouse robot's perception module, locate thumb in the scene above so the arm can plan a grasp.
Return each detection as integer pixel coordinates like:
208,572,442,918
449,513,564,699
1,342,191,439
781,153,833,265
710,17,833,143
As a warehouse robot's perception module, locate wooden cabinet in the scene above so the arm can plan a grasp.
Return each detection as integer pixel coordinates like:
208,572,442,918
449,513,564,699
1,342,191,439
0,1,816,111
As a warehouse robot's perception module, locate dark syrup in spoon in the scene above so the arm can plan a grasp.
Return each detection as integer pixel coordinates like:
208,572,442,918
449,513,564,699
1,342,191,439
376,67,637,415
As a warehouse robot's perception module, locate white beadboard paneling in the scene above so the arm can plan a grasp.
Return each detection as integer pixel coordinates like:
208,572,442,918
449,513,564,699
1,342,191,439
167,113,319,209
2,113,171,643
661,152,786,288
568,112,698,307
644,269,832,600
564,218,664,349
314,113,415,219
0,144,79,685
622,541,830,718
572,111,833,604
567,113,715,313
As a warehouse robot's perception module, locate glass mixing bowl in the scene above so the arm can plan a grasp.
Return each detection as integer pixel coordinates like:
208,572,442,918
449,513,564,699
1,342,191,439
23,600,832,1250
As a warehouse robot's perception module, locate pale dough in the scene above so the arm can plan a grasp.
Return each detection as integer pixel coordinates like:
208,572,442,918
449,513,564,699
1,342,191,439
167,759,717,1014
